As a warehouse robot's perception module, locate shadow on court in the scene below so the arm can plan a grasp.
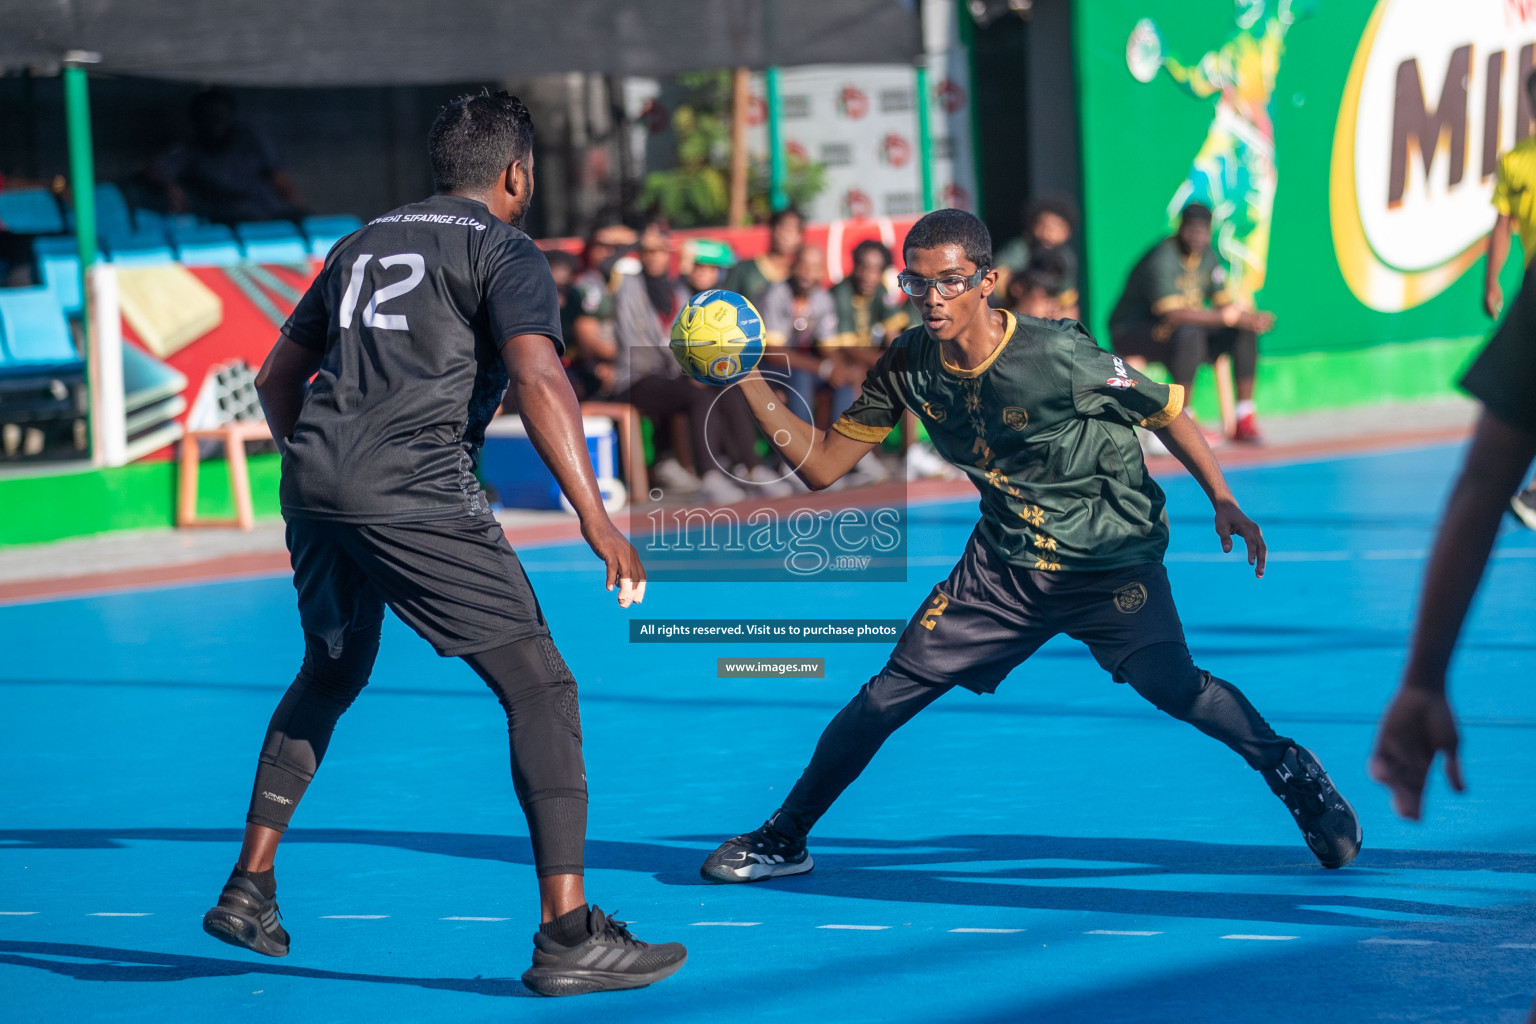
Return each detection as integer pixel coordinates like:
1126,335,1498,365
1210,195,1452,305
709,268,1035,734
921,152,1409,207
5,828,1534,932
0,940,535,995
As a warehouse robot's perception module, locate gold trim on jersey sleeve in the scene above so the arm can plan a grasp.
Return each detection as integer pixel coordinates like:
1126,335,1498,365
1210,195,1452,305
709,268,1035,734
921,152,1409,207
1139,384,1185,430
1151,295,1189,316
1211,290,1231,306
832,416,894,443
821,331,860,349
881,311,911,336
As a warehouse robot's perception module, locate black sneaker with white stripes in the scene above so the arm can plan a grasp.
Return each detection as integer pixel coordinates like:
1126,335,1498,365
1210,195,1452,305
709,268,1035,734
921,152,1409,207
521,906,686,997
202,874,290,957
1262,744,1362,869
700,812,814,883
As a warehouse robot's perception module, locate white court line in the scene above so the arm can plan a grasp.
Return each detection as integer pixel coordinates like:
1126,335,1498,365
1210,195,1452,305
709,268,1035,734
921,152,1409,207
1085,930,1162,936
951,928,1024,934
320,915,388,920
1362,938,1436,945
692,921,762,927
818,924,891,931
1500,943,1536,949
1221,934,1297,941
88,912,152,917
0,911,38,916
441,916,509,922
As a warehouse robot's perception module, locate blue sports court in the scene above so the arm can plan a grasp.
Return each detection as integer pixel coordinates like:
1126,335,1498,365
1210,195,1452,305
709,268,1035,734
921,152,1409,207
4,440,1535,1023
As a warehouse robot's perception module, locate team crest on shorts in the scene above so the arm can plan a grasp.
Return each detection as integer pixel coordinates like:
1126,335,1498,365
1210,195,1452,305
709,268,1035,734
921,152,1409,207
1002,406,1029,431
1113,582,1148,614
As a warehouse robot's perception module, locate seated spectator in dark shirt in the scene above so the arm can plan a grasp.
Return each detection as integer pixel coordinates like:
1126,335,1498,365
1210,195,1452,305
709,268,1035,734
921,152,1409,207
1109,202,1275,443
613,223,769,503
1005,250,1072,321
761,246,848,428
150,88,305,225
994,196,1080,318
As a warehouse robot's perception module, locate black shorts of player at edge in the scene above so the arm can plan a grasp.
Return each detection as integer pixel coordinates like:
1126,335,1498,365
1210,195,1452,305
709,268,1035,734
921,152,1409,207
243,514,588,877
772,528,1295,837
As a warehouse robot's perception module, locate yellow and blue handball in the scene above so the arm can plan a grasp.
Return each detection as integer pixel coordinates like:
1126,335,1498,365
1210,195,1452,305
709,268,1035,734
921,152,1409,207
669,289,764,386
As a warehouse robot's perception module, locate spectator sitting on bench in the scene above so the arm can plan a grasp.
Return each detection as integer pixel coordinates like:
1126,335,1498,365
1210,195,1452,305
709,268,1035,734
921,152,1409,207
150,87,305,225
1109,202,1274,443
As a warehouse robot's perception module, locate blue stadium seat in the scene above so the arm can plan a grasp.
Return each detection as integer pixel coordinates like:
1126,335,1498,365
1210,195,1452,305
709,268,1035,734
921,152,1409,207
33,237,82,315
0,189,66,235
237,220,308,264
169,223,243,266
301,214,363,258
103,229,175,266
0,286,81,371
132,208,167,233
93,184,136,242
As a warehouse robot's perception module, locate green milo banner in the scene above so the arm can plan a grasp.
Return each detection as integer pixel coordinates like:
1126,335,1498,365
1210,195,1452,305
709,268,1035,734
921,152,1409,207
1073,0,1533,408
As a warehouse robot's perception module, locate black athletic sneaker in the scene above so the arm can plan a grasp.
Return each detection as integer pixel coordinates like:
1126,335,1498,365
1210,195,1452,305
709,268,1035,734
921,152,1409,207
521,906,686,997
202,875,290,957
1262,745,1362,869
700,812,814,883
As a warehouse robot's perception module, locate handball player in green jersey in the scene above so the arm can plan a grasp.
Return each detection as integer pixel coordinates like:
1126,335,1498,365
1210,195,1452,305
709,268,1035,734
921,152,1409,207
701,209,1361,882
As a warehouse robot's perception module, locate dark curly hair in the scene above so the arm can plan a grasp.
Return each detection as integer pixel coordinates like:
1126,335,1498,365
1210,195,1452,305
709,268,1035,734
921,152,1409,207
429,90,535,194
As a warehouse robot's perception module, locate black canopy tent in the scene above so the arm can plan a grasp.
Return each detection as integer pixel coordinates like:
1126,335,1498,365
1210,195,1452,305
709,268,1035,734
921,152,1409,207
0,0,921,84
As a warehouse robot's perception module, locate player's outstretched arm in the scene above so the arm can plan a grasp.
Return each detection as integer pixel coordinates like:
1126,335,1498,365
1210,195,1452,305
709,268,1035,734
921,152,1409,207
738,369,875,490
1369,411,1536,819
1154,410,1267,577
503,333,646,608
254,336,323,454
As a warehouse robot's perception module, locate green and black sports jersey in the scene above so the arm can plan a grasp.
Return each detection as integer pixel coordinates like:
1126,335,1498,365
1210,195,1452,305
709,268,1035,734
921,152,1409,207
827,278,910,349
833,311,1185,572
1109,237,1228,329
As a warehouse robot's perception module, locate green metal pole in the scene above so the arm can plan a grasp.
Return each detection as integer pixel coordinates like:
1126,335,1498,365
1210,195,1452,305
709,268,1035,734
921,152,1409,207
956,5,985,219
766,65,786,211
63,62,98,281
915,60,935,212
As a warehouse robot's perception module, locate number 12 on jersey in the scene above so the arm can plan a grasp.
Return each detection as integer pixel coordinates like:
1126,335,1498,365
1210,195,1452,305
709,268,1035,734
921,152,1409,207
338,253,425,331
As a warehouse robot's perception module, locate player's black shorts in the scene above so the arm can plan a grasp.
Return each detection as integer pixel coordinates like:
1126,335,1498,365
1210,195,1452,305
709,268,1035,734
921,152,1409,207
888,527,1186,693
286,514,550,659
1463,262,1536,436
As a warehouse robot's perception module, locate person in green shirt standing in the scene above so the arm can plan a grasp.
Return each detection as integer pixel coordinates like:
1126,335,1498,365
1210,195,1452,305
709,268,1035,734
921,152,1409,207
699,208,1360,883
723,207,803,309
1111,203,1275,443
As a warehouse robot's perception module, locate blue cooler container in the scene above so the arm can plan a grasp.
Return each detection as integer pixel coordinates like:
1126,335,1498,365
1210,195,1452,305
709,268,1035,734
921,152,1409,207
480,415,623,512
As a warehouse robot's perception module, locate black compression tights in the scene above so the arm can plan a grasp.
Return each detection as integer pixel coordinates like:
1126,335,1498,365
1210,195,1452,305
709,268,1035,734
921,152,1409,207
245,631,587,877
775,642,1292,838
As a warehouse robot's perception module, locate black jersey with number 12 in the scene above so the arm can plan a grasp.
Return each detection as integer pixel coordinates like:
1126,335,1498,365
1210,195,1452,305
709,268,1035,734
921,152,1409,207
278,195,563,523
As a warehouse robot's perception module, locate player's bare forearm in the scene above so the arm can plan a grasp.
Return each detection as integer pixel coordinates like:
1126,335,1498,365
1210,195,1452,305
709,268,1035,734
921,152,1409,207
1484,216,1512,318
1401,411,1536,695
739,370,873,489
1155,411,1235,505
1160,307,1230,331
505,334,609,525
1156,411,1267,576
255,335,323,454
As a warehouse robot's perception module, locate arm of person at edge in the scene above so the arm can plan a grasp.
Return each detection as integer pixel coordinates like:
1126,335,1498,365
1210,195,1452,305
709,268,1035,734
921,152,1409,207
1369,411,1536,820
254,335,323,455
502,333,646,608
1152,411,1267,579
1484,214,1513,319
736,368,875,490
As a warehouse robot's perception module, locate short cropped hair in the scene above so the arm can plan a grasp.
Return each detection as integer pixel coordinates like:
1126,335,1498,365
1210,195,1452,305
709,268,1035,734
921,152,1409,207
768,206,804,230
851,239,893,268
1016,250,1067,297
429,90,535,194
903,208,992,269
1179,202,1213,226
1022,196,1078,234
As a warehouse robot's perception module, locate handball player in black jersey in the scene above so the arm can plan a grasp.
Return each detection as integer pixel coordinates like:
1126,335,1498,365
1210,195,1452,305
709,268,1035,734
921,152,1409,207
199,92,684,997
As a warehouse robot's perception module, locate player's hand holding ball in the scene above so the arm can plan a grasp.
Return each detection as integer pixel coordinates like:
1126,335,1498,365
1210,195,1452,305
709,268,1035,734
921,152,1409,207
670,290,765,385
